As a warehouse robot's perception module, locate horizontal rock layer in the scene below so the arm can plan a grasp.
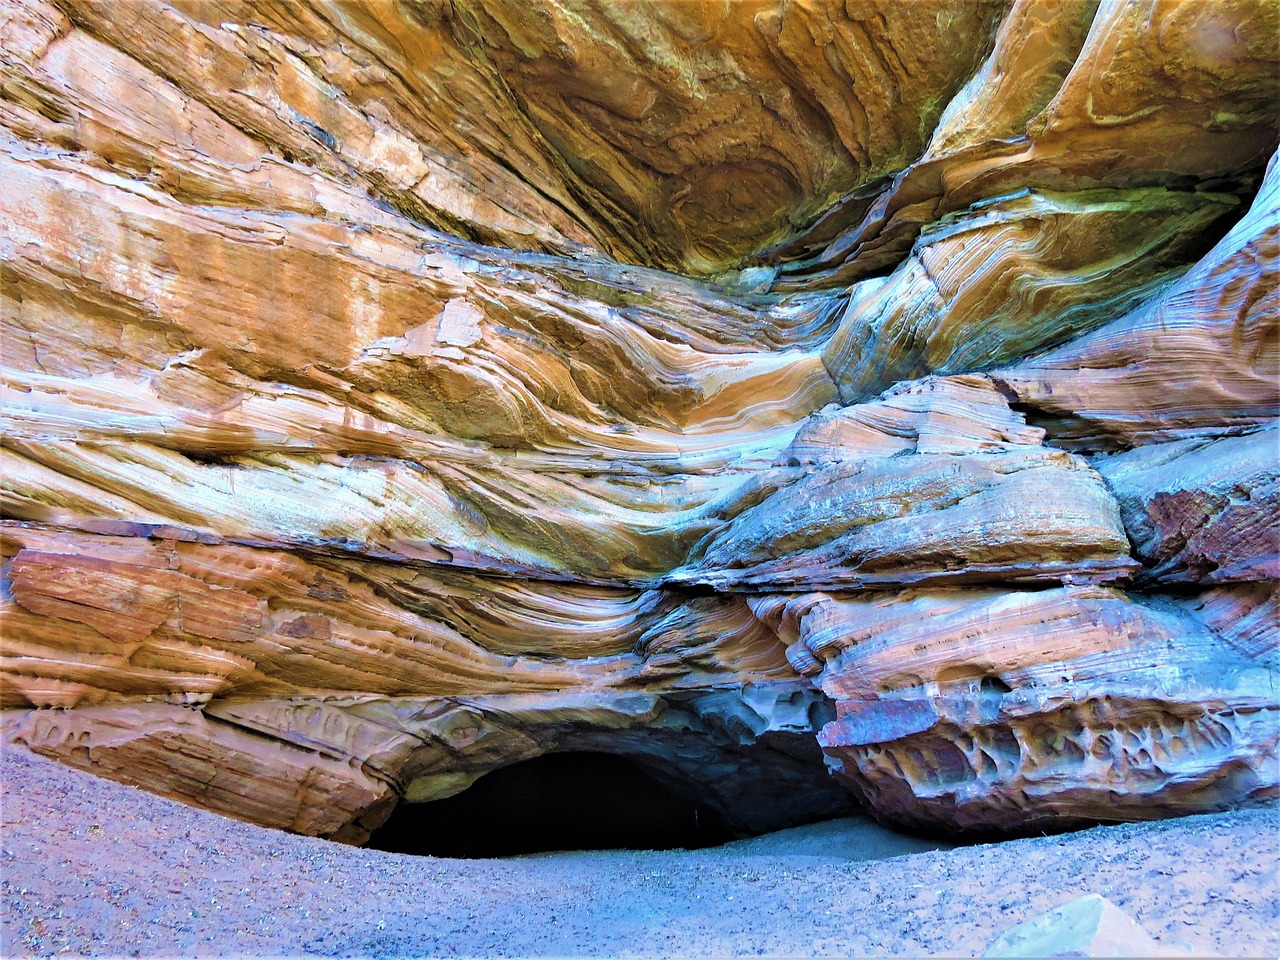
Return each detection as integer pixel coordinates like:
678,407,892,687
1,0,1277,841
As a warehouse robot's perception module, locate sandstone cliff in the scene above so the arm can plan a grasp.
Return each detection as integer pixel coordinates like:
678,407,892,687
1,0,1277,843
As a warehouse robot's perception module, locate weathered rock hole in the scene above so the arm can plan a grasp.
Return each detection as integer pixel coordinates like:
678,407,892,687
367,752,735,858
980,675,1013,695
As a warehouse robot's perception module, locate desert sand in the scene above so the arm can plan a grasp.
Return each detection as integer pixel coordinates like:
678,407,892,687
2,748,1276,959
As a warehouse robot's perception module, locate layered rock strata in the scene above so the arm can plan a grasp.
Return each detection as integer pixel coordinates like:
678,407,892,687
762,585,1277,832
995,151,1280,450
1,0,1277,842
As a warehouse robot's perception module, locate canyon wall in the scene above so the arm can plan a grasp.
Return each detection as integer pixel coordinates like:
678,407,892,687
1,0,1277,842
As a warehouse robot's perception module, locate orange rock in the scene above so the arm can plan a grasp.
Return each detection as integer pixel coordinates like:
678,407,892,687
2,0,1276,842
994,150,1280,449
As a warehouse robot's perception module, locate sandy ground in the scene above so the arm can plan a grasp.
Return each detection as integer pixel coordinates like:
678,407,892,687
1,747,1277,959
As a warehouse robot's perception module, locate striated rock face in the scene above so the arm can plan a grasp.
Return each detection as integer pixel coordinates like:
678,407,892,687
994,153,1280,451
1,0,1277,842
1096,428,1279,586
763,585,1277,832
674,375,1139,593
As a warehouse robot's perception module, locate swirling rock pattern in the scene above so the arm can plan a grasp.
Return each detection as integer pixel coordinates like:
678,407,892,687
757,585,1277,832
1,0,1276,840
994,151,1280,450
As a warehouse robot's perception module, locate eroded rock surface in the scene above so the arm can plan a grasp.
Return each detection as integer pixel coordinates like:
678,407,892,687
1095,428,1279,585
995,150,1280,451
1,0,1276,841
758,585,1277,832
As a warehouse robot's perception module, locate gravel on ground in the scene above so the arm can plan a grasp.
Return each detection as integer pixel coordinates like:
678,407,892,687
2,747,1276,958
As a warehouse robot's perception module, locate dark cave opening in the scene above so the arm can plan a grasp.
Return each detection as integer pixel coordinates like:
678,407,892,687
366,752,735,858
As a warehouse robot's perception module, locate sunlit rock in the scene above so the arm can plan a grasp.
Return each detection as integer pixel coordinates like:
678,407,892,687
1,0,1276,843
984,894,1191,959
994,149,1280,450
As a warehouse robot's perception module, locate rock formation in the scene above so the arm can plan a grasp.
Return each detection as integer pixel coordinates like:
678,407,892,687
1,0,1276,843
983,895,1192,959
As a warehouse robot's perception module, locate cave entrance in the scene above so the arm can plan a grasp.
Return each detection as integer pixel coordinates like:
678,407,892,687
366,752,734,858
